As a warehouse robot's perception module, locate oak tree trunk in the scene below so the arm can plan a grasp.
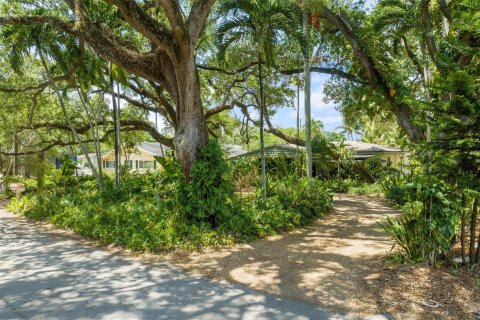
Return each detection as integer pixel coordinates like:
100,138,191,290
173,54,208,177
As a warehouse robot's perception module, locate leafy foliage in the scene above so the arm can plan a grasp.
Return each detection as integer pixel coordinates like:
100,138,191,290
381,176,462,263
178,140,235,227
7,145,333,252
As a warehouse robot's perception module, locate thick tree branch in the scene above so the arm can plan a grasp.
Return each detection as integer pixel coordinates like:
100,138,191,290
18,119,173,147
197,61,261,75
105,0,175,55
280,66,364,83
147,81,177,126
420,0,438,67
438,0,452,24
319,6,424,142
205,105,233,119
401,36,424,80
66,0,175,88
157,0,187,44
0,130,115,156
0,15,78,35
188,0,216,43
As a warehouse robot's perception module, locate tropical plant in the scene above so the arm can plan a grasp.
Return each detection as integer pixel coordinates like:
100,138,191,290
215,0,305,201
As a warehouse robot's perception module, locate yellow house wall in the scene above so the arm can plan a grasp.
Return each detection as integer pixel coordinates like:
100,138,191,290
102,147,160,173
379,152,409,168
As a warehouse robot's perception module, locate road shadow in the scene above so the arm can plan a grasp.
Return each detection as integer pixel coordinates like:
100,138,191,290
0,211,332,320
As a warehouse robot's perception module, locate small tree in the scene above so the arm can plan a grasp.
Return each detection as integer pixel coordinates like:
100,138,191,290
216,0,304,201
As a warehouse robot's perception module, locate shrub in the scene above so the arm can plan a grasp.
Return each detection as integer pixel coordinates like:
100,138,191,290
7,144,333,253
324,179,382,196
381,201,424,262
268,176,333,222
230,157,259,192
380,176,461,263
178,140,235,227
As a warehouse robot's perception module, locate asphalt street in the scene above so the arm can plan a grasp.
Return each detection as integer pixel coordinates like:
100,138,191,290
0,209,337,320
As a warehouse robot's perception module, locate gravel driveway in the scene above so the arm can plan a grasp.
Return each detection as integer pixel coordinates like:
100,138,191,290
172,195,398,317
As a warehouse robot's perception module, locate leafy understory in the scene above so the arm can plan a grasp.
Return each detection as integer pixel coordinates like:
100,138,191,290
8,142,333,252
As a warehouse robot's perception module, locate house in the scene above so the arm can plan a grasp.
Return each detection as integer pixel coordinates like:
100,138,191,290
229,143,303,159
223,144,249,158
228,143,333,176
78,142,171,173
342,141,408,167
230,141,409,170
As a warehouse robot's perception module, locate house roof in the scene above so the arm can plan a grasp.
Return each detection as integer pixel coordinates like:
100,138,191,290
77,142,171,160
342,141,402,153
231,141,404,160
81,141,402,161
137,142,171,156
231,143,304,159
223,144,248,158
77,153,100,160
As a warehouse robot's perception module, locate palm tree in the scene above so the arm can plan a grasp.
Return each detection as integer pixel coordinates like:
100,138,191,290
311,119,324,137
303,0,313,179
336,123,361,141
110,63,121,188
216,0,304,201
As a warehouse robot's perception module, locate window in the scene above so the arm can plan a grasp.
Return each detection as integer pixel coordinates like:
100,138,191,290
125,160,133,169
138,160,155,169
104,160,115,169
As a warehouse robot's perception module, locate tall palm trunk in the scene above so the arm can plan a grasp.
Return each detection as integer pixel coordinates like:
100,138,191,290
110,63,121,188
303,2,312,178
470,197,478,264
116,81,122,172
296,82,301,176
13,134,18,176
258,53,267,202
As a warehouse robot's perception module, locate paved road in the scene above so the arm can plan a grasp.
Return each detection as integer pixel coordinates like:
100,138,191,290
0,209,338,320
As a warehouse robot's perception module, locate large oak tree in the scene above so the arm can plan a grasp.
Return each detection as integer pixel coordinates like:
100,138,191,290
1,0,215,176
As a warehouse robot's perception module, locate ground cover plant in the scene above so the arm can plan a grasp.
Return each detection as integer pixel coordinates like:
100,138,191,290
8,141,333,252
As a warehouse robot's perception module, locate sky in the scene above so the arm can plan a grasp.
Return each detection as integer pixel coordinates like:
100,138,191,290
269,0,378,135
270,0,378,134
270,73,343,133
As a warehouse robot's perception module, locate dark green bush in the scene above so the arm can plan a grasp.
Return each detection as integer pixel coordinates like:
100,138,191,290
380,176,461,263
268,176,333,222
8,145,333,252
178,140,235,227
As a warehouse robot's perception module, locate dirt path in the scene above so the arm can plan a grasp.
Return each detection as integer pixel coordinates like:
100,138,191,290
172,195,398,317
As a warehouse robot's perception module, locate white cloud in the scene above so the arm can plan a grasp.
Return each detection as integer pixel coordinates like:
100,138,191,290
311,91,336,112
316,115,342,125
